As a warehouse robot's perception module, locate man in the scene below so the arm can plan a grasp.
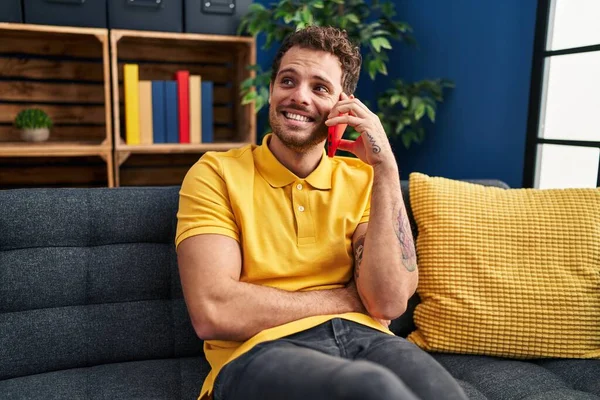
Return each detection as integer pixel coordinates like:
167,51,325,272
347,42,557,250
176,26,467,400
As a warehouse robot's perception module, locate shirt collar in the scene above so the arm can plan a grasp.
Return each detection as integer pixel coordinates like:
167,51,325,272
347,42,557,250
255,134,332,190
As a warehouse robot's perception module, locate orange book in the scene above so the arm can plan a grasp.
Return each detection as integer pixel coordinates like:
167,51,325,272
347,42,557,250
189,75,202,144
138,81,153,145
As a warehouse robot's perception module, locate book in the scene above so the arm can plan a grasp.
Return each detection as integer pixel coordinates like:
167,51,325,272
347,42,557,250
151,81,166,144
165,81,179,144
124,64,140,145
189,75,202,144
175,70,190,143
138,80,153,145
201,81,214,143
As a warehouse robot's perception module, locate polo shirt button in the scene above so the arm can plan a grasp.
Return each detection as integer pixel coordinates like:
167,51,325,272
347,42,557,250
296,183,303,190
298,206,305,212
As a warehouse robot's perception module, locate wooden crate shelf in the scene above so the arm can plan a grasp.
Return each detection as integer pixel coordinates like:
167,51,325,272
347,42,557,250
110,29,256,186
0,24,256,188
0,22,114,187
0,142,111,157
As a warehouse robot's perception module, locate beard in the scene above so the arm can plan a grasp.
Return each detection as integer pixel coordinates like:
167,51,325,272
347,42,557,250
269,103,328,153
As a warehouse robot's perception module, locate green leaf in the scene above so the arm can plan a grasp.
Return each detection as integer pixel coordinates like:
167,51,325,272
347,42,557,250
301,7,312,23
395,122,404,134
381,2,395,17
313,1,324,9
367,59,378,80
370,37,392,52
401,131,412,148
242,91,258,105
346,14,360,24
399,96,409,108
410,96,422,111
240,78,254,91
283,13,294,24
249,3,266,12
378,61,388,75
415,103,426,121
372,30,391,37
390,94,402,106
426,105,436,122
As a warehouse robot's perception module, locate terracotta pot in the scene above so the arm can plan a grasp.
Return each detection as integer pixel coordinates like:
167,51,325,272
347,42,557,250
21,128,50,142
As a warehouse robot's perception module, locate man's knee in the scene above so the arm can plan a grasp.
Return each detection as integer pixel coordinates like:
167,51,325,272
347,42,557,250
331,360,417,400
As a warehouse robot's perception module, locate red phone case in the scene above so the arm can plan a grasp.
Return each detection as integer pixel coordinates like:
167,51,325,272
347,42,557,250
327,115,348,158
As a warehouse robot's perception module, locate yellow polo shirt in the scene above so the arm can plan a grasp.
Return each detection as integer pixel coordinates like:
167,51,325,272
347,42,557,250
175,134,393,400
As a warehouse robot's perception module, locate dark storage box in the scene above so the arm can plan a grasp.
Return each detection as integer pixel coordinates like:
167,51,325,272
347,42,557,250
0,0,23,23
23,0,107,28
108,0,182,32
184,0,251,36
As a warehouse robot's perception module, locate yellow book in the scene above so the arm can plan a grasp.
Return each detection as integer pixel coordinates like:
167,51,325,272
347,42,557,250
189,75,202,144
124,64,140,145
138,81,153,145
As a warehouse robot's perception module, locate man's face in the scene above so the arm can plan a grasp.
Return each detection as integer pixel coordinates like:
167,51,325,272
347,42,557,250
269,46,343,153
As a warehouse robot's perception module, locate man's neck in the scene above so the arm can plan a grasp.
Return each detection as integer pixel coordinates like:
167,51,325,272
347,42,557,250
268,135,324,179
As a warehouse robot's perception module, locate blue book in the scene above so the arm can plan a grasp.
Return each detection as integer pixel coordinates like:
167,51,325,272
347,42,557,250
151,81,166,144
164,81,179,144
201,81,214,143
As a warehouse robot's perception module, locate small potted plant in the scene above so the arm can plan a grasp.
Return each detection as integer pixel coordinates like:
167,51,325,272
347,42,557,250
14,108,53,142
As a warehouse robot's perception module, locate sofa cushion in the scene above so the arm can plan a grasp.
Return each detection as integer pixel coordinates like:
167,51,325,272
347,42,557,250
0,356,210,400
407,172,600,358
433,354,600,400
390,179,510,339
0,187,204,381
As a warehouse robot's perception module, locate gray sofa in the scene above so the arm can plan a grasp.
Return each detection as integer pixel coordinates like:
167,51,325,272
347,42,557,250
1,182,598,400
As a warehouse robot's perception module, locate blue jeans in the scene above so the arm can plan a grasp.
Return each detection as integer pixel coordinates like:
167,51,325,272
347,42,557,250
213,318,467,400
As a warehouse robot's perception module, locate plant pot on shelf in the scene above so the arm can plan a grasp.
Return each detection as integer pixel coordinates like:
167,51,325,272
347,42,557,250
21,128,50,142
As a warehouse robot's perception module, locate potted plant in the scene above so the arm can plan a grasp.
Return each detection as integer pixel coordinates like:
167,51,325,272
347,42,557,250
238,0,454,148
14,108,53,142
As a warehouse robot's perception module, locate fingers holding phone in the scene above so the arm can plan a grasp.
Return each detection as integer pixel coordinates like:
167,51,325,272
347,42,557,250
326,92,394,167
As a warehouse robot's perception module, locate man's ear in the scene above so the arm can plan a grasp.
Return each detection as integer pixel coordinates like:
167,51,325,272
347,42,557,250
269,82,273,104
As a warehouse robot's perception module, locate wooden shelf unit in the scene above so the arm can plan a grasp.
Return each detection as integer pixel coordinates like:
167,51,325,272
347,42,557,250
110,29,256,187
0,23,114,188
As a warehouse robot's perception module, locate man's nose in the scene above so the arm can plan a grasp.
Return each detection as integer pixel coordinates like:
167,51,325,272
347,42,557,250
290,84,311,105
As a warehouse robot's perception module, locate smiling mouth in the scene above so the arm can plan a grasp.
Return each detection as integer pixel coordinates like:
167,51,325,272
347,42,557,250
282,111,315,123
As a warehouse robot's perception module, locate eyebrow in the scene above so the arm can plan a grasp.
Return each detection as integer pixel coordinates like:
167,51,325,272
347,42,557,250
277,67,335,88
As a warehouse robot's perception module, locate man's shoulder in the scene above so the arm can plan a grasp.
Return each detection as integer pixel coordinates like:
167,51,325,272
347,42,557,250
191,143,256,174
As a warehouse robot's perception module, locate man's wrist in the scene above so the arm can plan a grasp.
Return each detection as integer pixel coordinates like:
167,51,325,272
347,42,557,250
372,160,399,178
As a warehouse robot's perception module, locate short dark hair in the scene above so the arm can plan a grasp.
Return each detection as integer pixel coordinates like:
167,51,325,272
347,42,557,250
270,26,362,94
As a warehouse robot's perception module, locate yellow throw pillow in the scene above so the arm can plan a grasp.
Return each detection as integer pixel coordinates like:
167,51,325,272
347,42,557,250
407,172,600,359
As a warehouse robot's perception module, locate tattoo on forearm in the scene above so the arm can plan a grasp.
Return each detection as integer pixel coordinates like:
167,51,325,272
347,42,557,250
366,132,381,154
354,234,366,279
393,202,417,272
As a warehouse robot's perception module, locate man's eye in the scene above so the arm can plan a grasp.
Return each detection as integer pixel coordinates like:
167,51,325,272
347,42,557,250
315,85,329,93
281,78,293,86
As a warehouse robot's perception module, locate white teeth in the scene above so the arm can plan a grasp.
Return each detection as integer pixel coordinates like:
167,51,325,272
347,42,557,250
285,112,310,122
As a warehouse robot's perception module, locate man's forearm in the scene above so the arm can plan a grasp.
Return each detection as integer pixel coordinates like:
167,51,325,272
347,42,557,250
355,163,418,319
194,280,365,342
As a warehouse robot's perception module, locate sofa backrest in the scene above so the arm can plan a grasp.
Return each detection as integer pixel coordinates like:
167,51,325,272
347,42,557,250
0,187,202,381
0,179,509,380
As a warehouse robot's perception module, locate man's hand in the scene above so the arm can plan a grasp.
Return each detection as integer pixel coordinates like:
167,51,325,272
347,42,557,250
326,92,395,169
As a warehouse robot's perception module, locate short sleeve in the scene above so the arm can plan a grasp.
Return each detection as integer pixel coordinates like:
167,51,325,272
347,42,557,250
359,194,370,224
175,153,239,249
